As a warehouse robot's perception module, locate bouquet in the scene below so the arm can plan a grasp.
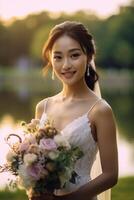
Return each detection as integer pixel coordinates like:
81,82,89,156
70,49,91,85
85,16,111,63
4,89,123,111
0,118,83,198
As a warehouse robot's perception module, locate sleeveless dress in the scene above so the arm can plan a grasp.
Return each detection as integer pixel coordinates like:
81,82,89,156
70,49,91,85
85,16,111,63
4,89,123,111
40,98,102,200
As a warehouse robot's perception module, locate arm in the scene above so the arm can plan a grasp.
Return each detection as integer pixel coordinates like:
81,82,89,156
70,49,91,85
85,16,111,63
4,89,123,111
58,102,118,200
77,103,118,199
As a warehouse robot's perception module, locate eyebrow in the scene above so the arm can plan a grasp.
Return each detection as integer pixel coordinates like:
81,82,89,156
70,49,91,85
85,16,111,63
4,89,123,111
53,48,81,54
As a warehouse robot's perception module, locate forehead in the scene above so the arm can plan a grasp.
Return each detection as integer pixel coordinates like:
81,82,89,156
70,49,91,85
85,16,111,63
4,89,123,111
51,35,82,53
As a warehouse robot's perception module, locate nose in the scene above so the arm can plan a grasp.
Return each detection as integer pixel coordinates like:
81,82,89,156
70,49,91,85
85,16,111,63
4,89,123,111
62,58,72,70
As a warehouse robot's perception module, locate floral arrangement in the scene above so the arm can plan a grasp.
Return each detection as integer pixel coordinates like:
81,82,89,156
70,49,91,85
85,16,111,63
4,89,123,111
0,118,83,197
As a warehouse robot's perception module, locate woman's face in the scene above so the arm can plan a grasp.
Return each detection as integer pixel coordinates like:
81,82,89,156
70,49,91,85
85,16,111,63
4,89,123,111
50,35,88,85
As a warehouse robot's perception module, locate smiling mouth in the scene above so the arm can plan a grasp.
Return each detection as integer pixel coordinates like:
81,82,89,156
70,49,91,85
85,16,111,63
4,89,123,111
61,71,76,79
61,71,76,75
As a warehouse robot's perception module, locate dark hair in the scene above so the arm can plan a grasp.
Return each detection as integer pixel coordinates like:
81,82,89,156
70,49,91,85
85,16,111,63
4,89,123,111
42,21,99,91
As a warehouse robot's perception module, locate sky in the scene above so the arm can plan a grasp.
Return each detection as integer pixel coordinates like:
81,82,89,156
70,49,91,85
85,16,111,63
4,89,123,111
0,0,130,21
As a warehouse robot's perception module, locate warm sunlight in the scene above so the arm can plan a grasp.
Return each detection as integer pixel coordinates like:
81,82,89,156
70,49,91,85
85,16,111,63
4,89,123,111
0,115,24,188
0,115,134,188
0,0,129,20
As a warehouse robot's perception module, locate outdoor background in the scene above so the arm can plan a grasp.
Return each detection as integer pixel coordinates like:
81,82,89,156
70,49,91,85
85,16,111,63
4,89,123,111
0,0,134,199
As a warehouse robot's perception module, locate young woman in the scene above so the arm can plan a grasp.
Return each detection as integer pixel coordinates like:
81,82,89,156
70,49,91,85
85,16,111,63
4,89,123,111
30,21,118,200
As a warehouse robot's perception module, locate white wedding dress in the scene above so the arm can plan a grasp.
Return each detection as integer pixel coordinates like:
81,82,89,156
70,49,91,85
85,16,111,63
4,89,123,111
40,98,111,200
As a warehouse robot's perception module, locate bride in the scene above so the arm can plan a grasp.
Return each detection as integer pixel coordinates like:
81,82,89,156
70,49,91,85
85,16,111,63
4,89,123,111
29,21,118,200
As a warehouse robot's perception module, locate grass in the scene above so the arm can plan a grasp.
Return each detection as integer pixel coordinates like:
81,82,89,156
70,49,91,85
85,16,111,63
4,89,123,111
0,189,27,200
0,176,134,200
112,176,134,200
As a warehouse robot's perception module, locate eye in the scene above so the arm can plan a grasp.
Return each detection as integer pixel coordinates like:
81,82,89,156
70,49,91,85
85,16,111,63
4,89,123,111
71,53,81,59
53,55,62,61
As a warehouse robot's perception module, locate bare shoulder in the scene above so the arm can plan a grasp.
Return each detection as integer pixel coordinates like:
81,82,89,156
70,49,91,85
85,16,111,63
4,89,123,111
35,98,49,119
97,99,113,114
90,99,117,141
90,99,114,122
35,93,61,119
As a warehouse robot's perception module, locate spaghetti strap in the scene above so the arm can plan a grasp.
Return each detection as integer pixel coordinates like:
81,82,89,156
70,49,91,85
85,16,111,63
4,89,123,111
87,98,102,115
44,98,49,113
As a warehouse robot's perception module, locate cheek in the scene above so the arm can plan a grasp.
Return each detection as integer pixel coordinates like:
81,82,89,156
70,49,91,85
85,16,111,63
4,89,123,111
53,64,61,73
75,59,87,71
52,63,63,79
51,60,60,69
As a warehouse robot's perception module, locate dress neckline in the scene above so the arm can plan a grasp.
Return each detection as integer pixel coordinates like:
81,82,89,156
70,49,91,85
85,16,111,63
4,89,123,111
42,97,102,133
42,112,98,144
42,111,89,133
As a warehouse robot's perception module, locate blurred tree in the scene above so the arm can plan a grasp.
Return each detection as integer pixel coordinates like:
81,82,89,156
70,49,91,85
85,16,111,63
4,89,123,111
96,3,134,69
0,2,134,69
30,24,54,61
0,22,10,66
7,20,32,64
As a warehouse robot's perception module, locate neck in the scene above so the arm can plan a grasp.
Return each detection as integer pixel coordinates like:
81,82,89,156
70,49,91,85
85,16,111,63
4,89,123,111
60,78,91,101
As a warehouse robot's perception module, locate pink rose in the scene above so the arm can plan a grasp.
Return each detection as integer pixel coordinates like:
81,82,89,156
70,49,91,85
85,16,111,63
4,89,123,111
27,164,43,180
19,135,36,152
39,138,57,151
20,141,29,152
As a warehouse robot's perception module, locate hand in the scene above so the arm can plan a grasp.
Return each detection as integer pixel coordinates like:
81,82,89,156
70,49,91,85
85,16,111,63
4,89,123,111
28,192,54,200
53,193,75,200
53,192,95,200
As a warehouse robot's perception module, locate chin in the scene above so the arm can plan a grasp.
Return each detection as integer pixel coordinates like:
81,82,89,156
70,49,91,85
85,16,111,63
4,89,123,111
62,79,80,86
59,74,83,86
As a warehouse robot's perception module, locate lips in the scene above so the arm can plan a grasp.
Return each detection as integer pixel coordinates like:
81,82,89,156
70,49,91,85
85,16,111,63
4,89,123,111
61,71,76,79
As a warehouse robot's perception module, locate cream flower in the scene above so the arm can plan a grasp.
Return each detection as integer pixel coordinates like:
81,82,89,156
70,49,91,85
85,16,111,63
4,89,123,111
54,134,71,149
24,153,37,166
48,150,59,160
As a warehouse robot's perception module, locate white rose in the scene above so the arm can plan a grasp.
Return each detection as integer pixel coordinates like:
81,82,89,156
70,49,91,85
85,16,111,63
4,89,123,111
23,153,37,166
48,151,59,160
54,134,71,149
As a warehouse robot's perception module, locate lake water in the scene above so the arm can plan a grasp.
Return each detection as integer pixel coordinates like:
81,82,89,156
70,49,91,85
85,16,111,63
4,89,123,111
0,68,133,188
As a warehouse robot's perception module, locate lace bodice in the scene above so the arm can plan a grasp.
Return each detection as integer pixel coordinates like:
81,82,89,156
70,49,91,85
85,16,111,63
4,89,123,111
40,98,101,198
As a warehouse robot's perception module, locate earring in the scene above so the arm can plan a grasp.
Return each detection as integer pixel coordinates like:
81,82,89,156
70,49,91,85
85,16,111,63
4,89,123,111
87,63,90,76
52,69,55,80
